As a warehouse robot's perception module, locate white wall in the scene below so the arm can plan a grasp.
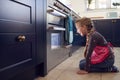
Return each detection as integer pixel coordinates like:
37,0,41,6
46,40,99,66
69,0,120,19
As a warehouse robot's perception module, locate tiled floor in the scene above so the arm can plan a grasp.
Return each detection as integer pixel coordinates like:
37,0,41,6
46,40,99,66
36,47,120,80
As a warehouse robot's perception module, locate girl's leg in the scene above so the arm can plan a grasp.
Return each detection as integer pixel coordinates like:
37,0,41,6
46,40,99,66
77,59,88,74
79,59,110,73
90,56,119,72
79,59,86,70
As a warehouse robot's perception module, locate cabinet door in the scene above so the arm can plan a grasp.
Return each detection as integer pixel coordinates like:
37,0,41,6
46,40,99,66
0,0,36,80
72,27,86,46
112,19,120,46
93,19,114,42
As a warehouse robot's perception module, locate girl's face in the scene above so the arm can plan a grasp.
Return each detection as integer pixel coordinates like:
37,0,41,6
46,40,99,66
75,23,87,36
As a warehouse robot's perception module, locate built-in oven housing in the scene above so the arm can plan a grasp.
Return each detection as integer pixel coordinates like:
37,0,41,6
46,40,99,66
47,7,70,72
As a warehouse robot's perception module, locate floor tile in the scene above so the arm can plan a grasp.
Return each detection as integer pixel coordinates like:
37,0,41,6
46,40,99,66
35,47,120,80
101,73,120,80
57,70,101,80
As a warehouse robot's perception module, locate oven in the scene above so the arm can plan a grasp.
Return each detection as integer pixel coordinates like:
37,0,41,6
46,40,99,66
47,7,70,71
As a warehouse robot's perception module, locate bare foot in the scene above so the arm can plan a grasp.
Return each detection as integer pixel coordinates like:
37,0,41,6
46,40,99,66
77,70,88,75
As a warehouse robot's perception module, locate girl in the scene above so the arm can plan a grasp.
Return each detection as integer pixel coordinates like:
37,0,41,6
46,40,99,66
75,17,119,74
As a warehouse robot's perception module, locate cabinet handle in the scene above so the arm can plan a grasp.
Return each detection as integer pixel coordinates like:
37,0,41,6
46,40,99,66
112,20,116,23
114,20,116,22
47,9,54,13
18,35,26,42
112,20,114,23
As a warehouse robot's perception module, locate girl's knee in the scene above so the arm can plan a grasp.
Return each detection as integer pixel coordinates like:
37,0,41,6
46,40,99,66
79,60,86,70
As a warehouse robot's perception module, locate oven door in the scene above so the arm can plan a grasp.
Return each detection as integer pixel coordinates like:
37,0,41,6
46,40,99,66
47,9,69,71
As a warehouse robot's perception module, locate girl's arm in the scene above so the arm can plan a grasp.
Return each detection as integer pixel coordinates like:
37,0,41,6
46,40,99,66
85,35,97,72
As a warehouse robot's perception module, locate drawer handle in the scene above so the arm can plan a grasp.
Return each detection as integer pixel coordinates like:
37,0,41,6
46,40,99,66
47,9,54,13
112,20,116,23
18,35,26,42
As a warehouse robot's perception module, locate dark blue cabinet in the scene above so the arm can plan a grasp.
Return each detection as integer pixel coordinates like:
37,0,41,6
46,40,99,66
0,0,36,80
72,28,86,46
112,19,120,46
93,19,120,46
0,0,47,79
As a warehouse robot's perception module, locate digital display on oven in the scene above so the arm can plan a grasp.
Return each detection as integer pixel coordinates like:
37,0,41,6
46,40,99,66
51,33,61,49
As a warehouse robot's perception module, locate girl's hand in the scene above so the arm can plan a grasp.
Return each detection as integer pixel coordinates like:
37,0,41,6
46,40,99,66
77,70,88,75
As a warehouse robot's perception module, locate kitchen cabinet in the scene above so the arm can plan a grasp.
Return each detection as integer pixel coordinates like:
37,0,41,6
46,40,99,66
93,19,120,46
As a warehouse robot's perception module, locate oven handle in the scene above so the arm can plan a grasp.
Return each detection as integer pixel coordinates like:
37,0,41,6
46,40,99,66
63,44,72,49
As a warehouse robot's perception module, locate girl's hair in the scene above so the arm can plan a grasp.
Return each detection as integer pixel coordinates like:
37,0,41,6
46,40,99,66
75,17,94,31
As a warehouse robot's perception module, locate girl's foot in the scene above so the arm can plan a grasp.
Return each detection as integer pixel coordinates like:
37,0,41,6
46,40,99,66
111,66,119,72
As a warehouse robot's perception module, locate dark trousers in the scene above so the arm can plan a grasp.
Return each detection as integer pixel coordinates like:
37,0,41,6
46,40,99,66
79,56,114,72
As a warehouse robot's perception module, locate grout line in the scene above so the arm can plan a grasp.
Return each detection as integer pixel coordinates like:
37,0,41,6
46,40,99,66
55,62,75,80
55,53,79,80
100,73,102,80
